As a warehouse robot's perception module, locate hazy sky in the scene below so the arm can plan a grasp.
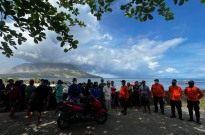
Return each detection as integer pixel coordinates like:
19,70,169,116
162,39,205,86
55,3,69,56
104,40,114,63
1,1,205,78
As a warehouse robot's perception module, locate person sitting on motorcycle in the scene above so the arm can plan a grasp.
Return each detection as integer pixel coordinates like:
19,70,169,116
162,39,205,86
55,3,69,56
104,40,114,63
68,78,81,104
91,82,103,102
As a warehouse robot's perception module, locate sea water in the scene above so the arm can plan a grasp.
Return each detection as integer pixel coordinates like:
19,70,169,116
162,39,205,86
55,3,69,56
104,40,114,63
39,78,205,91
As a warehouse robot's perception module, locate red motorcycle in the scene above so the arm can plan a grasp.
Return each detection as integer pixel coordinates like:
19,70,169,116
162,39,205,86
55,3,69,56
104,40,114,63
55,96,107,130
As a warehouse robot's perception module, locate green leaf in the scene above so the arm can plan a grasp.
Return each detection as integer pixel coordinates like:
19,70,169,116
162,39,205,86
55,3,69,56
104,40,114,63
0,21,6,27
18,39,22,45
21,37,27,42
73,40,79,44
107,8,112,12
131,8,134,14
60,41,65,47
147,14,153,20
57,36,62,41
64,48,68,52
179,0,184,6
9,41,16,45
201,0,205,3
149,7,155,12
34,38,38,44
143,15,147,21
72,44,77,49
174,0,178,5
120,5,126,10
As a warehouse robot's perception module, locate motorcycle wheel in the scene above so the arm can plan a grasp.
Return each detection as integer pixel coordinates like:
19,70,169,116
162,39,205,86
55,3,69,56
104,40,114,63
96,112,107,124
57,117,70,130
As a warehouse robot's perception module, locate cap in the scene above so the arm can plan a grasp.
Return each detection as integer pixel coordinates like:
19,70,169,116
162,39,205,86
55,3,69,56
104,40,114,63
42,79,49,84
172,79,177,82
188,80,194,84
154,79,159,81
73,78,77,82
57,80,63,84
121,80,126,83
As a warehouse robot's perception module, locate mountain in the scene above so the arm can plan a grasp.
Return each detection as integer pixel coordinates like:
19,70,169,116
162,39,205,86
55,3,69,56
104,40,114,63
0,63,101,78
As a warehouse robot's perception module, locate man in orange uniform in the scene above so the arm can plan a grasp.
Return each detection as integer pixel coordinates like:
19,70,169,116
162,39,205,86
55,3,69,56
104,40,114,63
119,80,129,115
168,79,183,120
151,79,166,114
184,80,204,124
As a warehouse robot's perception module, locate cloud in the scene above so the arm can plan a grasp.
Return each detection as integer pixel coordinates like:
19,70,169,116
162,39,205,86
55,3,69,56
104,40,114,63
57,37,185,78
0,1,189,78
158,68,179,74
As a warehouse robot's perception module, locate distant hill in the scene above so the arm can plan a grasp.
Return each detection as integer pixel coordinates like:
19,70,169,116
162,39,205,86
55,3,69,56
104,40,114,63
0,63,101,78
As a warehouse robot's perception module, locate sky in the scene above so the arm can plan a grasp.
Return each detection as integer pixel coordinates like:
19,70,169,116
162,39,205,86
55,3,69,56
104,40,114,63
1,0,205,79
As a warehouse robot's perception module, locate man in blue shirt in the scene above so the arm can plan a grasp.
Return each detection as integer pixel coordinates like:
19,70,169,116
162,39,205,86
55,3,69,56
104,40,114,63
91,82,102,100
68,78,81,104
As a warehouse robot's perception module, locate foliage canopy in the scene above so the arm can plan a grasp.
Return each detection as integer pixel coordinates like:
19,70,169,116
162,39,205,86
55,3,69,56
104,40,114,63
0,0,204,57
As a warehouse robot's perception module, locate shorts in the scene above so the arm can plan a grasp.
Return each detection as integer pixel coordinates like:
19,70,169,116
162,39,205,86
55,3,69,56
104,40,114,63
141,97,150,106
30,101,44,113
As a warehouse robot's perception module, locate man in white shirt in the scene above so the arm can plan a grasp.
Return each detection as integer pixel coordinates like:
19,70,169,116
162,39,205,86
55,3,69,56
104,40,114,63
103,80,111,112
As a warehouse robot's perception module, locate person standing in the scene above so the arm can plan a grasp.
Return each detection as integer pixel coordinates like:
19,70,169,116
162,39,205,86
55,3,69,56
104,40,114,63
99,78,105,106
119,80,129,115
91,82,102,101
84,79,93,97
8,80,21,118
25,79,36,117
103,80,111,112
184,80,204,124
110,81,116,107
132,81,141,109
127,82,133,107
27,80,51,125
19,80,27,111
0,79,5,93
168,79,183,120
99,78,105,91
68,78,81,104
55,80,64,104
139,80,151,113
6,79,14,92
151,79,166,114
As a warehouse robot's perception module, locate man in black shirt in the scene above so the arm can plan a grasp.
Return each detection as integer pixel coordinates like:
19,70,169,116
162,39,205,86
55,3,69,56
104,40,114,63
27,80,51,125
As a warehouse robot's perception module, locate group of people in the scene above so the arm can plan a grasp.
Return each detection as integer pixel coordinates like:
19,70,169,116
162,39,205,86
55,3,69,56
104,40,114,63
118,79,204,124
0,79,52,125
0,78,204,125
0,78,117,124
66,78,117,113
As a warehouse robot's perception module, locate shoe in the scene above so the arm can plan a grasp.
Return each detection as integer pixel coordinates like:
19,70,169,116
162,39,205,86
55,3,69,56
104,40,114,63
37,119,42,125
161,112,164,115
123,112,127,115
170,115,176,118
179,118,183,120
197,120,201,124
121,110,125,113
26,122,31,126
187,119,194,122
197,118,201,124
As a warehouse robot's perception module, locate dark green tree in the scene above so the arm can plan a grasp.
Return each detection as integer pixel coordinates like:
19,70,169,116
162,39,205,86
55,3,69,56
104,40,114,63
0,0,204,57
